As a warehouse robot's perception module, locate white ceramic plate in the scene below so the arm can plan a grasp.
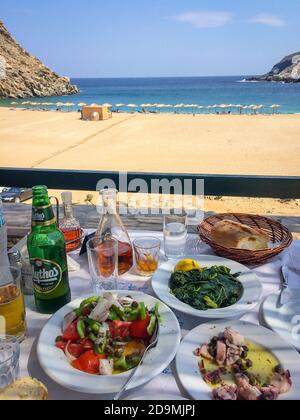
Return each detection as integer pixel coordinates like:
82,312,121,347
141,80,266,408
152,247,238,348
152,255,262,319
176,320,300,400
37,291,181,395
263,290,300,352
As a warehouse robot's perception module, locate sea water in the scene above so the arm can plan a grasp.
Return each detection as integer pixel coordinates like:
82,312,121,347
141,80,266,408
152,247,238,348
2,77,300,114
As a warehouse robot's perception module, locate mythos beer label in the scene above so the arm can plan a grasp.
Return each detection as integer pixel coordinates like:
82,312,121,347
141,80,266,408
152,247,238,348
31,259,62,294
32,204,55,226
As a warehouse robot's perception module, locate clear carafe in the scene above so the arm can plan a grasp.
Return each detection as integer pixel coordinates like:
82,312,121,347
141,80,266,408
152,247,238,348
96,189,133,275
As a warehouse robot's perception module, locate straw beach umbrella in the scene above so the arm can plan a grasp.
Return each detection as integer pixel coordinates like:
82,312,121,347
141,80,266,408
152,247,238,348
173,104,184,114
55,102,65,111
242,105,251,114
65,102,75,111
44,102,55,110
156,104,165,112
166,104,174,113
31,102,42,109
43,102,53,106
219,104,229,113
21,101,31,109
127,104,138,112
115,103,125,112
270,104,280,114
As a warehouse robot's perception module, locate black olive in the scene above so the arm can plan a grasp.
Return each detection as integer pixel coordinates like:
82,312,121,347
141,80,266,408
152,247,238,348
232,364,240,373
237,359,244,368
246,359,253,368
241,350,248,359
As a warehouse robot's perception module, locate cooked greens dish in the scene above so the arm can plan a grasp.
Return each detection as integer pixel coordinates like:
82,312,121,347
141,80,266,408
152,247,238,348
170,265,243,311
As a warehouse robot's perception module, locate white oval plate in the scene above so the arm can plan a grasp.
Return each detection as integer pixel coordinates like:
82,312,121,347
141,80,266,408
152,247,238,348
152,255,262,319
176,320,300,400
37,291,181,395
263,290,300,352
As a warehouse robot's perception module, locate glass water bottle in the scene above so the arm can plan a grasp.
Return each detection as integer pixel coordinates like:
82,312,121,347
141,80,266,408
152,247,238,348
96,189,133,275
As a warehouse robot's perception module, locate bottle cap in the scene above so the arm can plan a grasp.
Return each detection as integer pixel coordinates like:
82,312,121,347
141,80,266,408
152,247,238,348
61,191,72,204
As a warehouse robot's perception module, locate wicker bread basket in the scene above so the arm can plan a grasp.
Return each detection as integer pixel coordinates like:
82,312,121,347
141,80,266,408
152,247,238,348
198,213,293,265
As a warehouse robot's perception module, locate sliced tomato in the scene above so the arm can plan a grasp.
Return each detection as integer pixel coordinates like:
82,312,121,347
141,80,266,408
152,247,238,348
62,320,81,342
108,321,132,339
130,314,151,339
71,350,107,375
80,338,94,350
55,341,67,351
67,343,85,358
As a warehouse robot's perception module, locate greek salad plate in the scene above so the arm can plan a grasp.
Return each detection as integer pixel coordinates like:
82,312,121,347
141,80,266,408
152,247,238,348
37,291,181,394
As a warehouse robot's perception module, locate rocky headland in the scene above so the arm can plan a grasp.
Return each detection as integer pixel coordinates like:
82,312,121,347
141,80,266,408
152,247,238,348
0,21,78,98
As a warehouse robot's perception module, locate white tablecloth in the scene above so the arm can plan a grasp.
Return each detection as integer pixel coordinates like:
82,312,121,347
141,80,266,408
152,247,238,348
19,231,300,400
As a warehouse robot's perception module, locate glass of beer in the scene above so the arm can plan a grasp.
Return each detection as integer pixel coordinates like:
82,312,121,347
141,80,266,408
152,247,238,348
87,237,118,292
0,266,26,341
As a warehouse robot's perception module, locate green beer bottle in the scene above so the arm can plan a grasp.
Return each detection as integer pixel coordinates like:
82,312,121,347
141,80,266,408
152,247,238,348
27,186,71,314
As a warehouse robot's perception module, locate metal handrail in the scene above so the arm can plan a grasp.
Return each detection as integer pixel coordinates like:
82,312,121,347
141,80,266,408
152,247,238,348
0,167,300,199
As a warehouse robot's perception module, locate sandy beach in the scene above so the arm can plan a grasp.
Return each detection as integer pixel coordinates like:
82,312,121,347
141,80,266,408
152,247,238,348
0,107,299,217
1,108,300,175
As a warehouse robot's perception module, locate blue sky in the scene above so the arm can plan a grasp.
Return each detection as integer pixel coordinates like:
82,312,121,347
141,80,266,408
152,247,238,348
1,0,299,77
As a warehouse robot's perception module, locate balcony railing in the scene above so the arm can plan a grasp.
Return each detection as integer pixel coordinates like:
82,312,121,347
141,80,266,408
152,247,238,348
1,167,300,199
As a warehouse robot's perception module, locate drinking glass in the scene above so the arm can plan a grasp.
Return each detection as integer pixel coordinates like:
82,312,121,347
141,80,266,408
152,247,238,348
133,237,161,276
87,237,118,292
0,336,20,390
0,266,26,341
164,214,188,258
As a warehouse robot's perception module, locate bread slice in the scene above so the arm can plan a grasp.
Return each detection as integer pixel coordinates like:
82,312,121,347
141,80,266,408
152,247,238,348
211,219,269,250
0,377,48,400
